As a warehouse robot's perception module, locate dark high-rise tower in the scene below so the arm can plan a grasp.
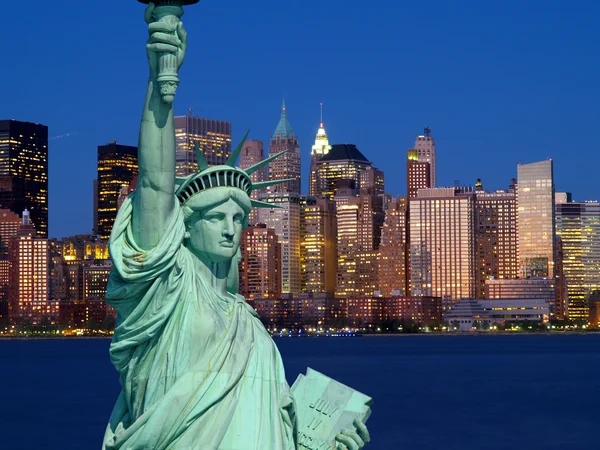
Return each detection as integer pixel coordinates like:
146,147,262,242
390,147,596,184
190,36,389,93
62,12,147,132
96,142,138,240
314,144,373,200
0,120,49,237
268,100,300,194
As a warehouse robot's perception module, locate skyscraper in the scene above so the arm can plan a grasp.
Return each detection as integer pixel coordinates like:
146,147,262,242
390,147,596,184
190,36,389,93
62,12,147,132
517,160,555,279
309,104,332,197
334,185,385,298
239,224,281,300
268,100,301,194
474,182,518,298
9,210,51,325
239,140,266,226
360,166,385,196
301,197,337,294
0,120,49,237
96,142,138,240
174,112,231,176
335,192,360,297
256,192,302,294
410,187,476,303
413,127,436,188
378,197,409,296
407,149,431,199
0,209,20,323
555,196,600,321
314,144,373,200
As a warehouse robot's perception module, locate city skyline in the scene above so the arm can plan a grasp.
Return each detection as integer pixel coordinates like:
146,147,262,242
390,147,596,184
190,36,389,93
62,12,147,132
2,0,599,238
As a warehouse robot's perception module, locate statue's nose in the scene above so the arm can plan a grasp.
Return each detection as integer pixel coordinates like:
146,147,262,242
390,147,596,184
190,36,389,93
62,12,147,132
223,219,235,238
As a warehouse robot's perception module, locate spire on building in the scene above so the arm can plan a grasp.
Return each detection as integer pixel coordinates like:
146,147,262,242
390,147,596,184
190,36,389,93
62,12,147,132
311,103,331,157
320,102,323,127
272,99,294,139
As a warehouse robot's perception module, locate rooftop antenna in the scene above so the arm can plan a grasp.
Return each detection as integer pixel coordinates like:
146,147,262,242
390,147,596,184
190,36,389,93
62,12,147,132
187,107,193,117
424,127,431,137
320,102,323,126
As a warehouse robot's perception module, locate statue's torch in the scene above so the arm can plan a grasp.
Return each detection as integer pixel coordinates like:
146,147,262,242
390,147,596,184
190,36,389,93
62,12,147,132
138,0,199,104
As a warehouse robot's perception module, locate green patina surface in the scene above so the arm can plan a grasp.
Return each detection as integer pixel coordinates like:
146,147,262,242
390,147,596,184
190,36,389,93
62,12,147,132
102,3,371,449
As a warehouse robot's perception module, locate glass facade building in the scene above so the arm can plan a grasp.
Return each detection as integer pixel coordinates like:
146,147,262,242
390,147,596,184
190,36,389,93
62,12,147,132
409,188,476,303
516,160,555,278
0,120,48,237
174,114,231,177
96,142,138,240
314,144,372,200
555,199,600,321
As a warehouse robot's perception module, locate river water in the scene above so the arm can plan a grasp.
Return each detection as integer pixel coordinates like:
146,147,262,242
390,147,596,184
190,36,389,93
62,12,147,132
1,334,597,449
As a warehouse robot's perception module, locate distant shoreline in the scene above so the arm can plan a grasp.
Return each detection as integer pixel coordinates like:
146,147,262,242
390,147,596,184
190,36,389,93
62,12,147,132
2,331,599,340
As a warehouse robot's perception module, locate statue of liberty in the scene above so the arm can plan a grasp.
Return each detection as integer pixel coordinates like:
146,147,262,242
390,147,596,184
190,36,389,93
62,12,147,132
102,3,370,449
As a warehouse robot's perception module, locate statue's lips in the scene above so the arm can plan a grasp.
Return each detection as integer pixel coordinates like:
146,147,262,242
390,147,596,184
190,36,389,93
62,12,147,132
220,241,234,248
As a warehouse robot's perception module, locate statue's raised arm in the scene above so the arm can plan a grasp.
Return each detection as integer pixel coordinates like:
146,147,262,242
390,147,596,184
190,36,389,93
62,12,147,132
132,2,188,249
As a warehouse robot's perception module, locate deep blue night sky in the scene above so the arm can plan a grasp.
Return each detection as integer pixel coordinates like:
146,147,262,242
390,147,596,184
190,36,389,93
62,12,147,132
2,0,599,238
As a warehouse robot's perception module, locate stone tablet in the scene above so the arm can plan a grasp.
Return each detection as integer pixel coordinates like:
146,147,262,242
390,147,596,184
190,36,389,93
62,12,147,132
291,368,373,450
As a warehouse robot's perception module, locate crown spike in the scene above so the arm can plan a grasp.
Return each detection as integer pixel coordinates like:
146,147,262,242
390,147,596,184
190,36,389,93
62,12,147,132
251,178,295,191
194,142,209,171
226,129,251,167
244,150,288,175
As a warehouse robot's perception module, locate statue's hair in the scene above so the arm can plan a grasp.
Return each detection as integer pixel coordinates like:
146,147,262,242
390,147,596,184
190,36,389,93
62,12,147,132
181,186,251,230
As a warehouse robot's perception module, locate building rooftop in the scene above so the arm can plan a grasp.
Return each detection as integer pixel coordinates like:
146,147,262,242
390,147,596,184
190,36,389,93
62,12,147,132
318,144,370,163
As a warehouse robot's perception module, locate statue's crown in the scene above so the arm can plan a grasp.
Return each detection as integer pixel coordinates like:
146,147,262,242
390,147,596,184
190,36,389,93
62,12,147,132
175,131,292,209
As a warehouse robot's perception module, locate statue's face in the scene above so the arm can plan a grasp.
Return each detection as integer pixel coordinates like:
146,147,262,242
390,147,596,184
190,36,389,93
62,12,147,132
186,198,245,263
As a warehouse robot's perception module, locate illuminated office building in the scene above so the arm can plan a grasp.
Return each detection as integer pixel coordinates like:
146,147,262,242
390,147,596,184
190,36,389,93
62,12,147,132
240,224,281,299
301,197,337,294
555,196,600,321
309,106,332,197
474,183,518,298
8,210,51,325
517,160,555,279
96,142,137,240
314,144,373,200
0,209,20,322
407,149,431,199
239,140,266,225
335,192,360,297
413,127,436,188
334,186,384,297
378,197,409,296
268,101,301,194
83,263,113,302
0,120,49,237
174,112,231,176
485,278,555,300
410,187,476,303
256,193,301,294
360,166,385,196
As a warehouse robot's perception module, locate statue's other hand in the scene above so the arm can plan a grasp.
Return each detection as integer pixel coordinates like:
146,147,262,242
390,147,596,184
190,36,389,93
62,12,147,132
334,419,370,450
144,3,188,78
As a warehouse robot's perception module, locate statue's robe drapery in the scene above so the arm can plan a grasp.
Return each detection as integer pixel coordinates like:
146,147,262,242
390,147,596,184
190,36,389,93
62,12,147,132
102,194,298,450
